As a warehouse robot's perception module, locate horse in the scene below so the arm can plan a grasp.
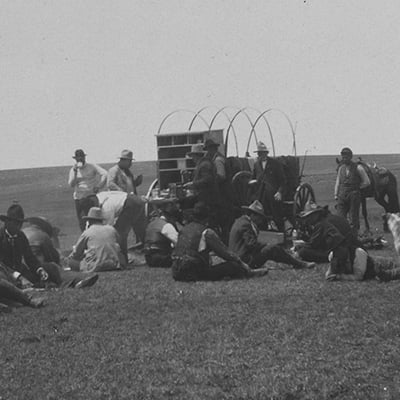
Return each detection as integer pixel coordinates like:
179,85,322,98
336,158,400,232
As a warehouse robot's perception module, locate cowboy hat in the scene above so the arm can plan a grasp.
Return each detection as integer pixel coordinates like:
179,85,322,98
119,149,135,160
241,200,267,219
0,204,25,222
203,138,220,150
340,147,353,156
253,141,269,153
186,143,206,157
299,201,324,218
82,207,104,221
72,149,86,159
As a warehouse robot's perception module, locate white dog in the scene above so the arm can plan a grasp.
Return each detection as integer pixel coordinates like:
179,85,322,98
387,212,400,256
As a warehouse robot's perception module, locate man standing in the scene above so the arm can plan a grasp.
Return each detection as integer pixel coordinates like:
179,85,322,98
68,149,107,232
79,191,147,264
172,202,269,281
184,143,221,230
107,149,143,194
334,147,370,234
69,207,126,272
144,198,180,268
251,142,286,231
229,200,315,270
204,138,233,242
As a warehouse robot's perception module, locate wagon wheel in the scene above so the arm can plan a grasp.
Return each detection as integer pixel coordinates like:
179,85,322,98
293,182,315,231
231,171,254,207
145,178,159,218
294,182,315,216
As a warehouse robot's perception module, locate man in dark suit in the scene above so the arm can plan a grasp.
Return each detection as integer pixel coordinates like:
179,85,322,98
251,142,286,231
184,143,221,231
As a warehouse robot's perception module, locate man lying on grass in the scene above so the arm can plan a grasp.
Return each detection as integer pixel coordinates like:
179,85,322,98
229,200,315,270
0,204,98,291
172,202,269,281
326,246,400,282
0,262,44,311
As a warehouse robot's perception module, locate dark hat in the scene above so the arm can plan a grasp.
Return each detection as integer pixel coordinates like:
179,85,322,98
186,143,206,157
204,138,220,150
82,207,103,221
299,201,324,218
340,147,353,156
253,141,269,153
73,149,86,159
0,204,25,222
241,200,267,219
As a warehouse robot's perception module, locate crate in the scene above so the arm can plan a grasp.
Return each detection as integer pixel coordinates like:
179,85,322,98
156,129,224,189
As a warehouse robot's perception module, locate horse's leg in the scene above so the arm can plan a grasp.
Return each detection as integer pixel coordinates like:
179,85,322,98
361,196,370,232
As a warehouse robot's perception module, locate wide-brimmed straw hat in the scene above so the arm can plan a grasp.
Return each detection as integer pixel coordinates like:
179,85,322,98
241,200,267,219
203,138,220,150
186,143,206,157
119,149,135,160
73,149,86,159
253,141,269,153
82,207,104,221
299,201,324,218
0,204,25,222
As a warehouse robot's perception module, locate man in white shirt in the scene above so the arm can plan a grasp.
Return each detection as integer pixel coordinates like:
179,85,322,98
69,207,126,272
144,198,180,268
80,191,147,263
68,149,107,232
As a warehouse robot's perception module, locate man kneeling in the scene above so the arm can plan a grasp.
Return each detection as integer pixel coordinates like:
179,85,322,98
172,202,269,281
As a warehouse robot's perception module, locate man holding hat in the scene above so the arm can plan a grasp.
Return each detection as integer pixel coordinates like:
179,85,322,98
68,149,107,232
229,200,315,270
144,198,180,268
251,141,286,231
107,149,143,195
172,202,269,281
69,207,126,272
334,147,370,234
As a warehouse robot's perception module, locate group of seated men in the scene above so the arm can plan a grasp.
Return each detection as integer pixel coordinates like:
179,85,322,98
2,142,400,311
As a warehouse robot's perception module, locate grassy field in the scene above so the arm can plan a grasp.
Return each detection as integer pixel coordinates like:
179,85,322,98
1,155,400,399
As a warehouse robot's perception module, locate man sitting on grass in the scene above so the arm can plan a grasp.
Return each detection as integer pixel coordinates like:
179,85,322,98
295,201,360,263
229,200,315,270
0,263,44,311
144,198,180,268
79,190,147,264
69,207,126,272
0,204,98,290
172,202,269,281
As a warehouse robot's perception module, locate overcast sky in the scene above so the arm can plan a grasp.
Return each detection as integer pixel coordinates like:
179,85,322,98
1,0,400,170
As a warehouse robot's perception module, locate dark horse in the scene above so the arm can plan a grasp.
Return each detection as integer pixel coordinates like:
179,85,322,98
336,158,400,232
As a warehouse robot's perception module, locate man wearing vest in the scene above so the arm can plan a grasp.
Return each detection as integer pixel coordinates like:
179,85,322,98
334,147,370,235
144,198,180,268
172,202,269,281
